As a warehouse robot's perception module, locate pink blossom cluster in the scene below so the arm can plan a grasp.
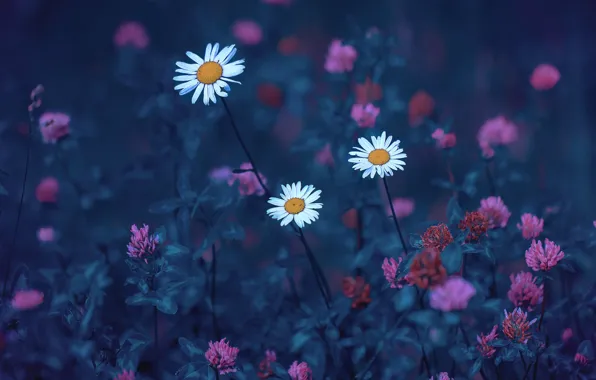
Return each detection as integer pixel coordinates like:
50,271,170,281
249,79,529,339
350,103,380,128
477,116,518,158
516,213,544,240
288,361,312,380
429,372,452,380
324,39,357,73
113,370,135,380
381,257,407,289
11,290,44,310
126,224,159,261
478,196,511,229
209,163,267,196
525,239,564,272
476,325,498,358
429,277,476,312
205,338,240,375
39,112,71,144
507,272,543,311
431,128,456,149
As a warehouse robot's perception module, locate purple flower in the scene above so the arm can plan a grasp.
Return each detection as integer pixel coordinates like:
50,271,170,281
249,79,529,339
429,277,476,312
126,224,159,261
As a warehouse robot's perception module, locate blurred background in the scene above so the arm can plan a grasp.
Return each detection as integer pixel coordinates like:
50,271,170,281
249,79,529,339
0,0,595,275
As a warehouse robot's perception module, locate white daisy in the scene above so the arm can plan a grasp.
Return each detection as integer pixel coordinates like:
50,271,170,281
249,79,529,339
348,131,407,179
173,43,245,106
266,182,323,228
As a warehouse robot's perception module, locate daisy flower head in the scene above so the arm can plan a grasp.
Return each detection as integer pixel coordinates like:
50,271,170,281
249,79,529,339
267,182,322,228
174,43,245,105
348,131,407,179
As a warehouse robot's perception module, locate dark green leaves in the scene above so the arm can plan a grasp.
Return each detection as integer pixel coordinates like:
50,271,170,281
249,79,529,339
178,337,204,358
441,242,463,274
446,196,464,225
392,286,415,312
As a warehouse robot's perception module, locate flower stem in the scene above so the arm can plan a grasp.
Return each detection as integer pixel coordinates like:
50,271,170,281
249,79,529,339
484,160,496,196
152,258,159,377
213,367,220,380
414,288,431,377
1,90,36,299
457,324,488,380
298,228,332,309
382,177,408,255
221,98,332,309
221,98,270,197
211,244,221,340
537,285,547,331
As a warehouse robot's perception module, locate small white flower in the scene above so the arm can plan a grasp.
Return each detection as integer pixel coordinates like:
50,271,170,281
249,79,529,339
348,131,407,179
266,182,323,228
173,43,245,105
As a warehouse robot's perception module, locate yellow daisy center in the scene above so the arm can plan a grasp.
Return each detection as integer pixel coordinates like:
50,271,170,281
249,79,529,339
284,197,305,215
196,61,223,85
368,149,390,165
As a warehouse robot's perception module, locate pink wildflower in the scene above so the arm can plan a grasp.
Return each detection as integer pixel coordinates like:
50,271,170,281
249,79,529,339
562,328,573,343
476,325,499,358
231,20,263,45
35,177,59,203
478,196,511,229
429,373,452,380
386,198,415,219
113,21,150,49
288,361,312,380
525,239,564,272
315,143,335,167
209,166,233,182
39,112,70,144
502,308,537,343
257,350,277,379
429,277,476,312
477,116,518,158
507,272,543,311
324,39,357,73
382,257,407,288
11,290,44,310
205,338,239,375
227,162,267,196
127,224,159,261
431,128,457,149
350,103,380,128
113,370,135,380
530,64,560,91
575,353,589,366
516,213,544,240
37,227,55,242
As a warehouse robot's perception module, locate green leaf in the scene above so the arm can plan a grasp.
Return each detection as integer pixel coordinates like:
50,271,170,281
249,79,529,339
178,337,204,358
482,299,501,312
125,293,158,307
164,244,190,257
148,198,185,214
407,309,437,327
468,357,483,378
392,286,415,312
442,312,460,326
291,331,311,352
156,296,178,314
0,183,7,196
446,196,464,225
441,243,463,274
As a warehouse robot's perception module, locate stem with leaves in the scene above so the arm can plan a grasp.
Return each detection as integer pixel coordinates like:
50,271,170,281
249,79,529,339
220,98,332,308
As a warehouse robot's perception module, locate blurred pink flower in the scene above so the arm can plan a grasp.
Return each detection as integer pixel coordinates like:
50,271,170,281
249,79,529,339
525,239,564,272
39,112,70,144
507,272,543,311
315,143,334,167
227,162,267,196
476,325,498,358
478,196,511,229
386,198,415,219
113,370,135,380
477,116,518,158
516,213,544,240
257,350,277,379
113,21,150,49
324,39,357,73
35,177,59,203
575,353,589,366
37,227,55,242
12,290,44,310
205,338,239,375
429,277,476,312
431,128,456,149
382,257,406,289
593,220,596,229
350,103,380,128
209,166,233,182
530,64,560,91
429,373,452,380
232,20,263,45
288,361,312,380
127,224,159,261
562,328,573,343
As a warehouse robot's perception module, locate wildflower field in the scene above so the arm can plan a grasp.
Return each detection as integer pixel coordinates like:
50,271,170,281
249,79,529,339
0,0,595,379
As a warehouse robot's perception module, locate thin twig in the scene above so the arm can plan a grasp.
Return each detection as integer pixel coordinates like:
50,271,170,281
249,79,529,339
382,177,408,255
